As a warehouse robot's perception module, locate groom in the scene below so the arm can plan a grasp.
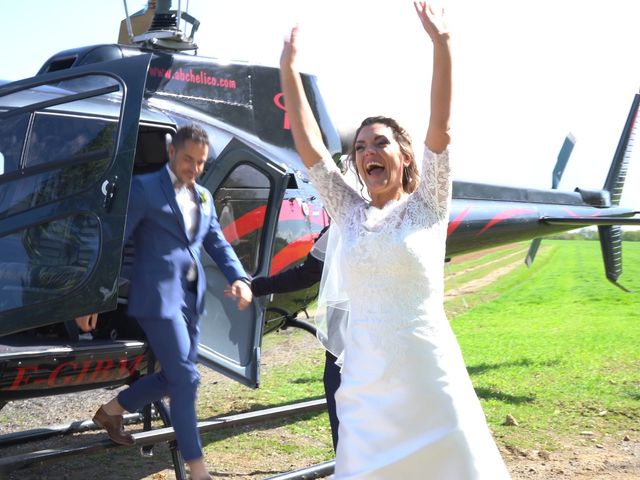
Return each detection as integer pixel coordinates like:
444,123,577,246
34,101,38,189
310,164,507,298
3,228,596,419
90,124,251,480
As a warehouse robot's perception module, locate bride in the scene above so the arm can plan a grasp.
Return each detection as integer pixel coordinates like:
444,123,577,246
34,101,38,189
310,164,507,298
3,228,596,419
279,2,511,478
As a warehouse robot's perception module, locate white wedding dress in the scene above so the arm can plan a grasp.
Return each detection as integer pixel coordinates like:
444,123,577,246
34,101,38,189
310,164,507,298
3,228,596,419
307,147,511,479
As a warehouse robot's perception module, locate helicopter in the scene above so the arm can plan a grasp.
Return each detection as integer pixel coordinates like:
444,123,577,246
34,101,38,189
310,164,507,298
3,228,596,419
0,0,639,477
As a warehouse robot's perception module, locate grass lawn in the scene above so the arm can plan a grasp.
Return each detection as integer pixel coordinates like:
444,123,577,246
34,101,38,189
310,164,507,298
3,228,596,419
452,240,640,451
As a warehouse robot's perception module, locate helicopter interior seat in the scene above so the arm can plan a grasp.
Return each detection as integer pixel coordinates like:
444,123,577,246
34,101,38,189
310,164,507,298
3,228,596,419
132,126,171,175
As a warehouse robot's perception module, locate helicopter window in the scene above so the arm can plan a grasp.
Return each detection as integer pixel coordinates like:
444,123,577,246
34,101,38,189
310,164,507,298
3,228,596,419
0,114,117,220
0,112,29,176
25,113,117,169
0,213,99,313
214,163,271,276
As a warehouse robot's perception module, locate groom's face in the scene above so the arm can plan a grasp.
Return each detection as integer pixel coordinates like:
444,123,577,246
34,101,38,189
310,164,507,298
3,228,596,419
168,139,208,188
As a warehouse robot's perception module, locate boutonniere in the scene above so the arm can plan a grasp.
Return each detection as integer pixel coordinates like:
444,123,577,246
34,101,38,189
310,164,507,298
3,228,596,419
198,190,212,216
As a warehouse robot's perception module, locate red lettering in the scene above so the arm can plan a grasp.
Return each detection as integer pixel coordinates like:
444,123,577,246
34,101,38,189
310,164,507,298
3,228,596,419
129,354,144,375
88,359,115,382
118,355,144,377
118,354,145,377
150,65,238,89
7,366,39,390
75,360,93,384
273,93,290,130
48,361,78,387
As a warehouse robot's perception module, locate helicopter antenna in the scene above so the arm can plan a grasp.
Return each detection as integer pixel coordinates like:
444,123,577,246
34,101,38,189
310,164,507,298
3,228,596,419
121,0,135,44
120,0,200,52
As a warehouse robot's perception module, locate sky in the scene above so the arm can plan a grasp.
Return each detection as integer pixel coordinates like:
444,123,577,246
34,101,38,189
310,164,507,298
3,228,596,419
2,0,639,208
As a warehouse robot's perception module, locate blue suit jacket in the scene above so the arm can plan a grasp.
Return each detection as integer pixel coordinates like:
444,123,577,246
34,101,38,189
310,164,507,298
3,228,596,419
124,167,248,320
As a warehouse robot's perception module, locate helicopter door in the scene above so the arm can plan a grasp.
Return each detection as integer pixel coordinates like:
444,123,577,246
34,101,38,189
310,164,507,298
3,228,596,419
197,139,289,388
0,54,151,335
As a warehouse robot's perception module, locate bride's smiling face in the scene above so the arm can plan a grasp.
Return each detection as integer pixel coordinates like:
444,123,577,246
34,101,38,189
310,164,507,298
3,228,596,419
354,123,410,205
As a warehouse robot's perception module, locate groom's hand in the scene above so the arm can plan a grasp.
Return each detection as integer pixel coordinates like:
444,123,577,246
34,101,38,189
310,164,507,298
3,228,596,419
224,280,253,310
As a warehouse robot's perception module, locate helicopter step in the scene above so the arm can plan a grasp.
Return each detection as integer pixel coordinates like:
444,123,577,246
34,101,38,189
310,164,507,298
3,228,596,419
264,459,336,480
0,398,327,479
0,412,146,448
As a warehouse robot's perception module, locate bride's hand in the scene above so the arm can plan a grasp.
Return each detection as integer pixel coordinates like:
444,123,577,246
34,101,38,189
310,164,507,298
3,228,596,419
414,2,449,40
280,26,300,70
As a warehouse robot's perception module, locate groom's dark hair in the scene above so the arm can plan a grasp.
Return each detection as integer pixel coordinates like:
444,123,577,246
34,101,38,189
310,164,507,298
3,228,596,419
171,124,210,151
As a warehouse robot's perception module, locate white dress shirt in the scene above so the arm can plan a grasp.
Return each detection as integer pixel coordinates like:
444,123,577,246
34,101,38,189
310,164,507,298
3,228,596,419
167,165,199,281
166,165,199,240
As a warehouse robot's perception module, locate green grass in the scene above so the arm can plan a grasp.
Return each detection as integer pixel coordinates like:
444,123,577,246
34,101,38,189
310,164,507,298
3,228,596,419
197,240,640,471
452,240,640,450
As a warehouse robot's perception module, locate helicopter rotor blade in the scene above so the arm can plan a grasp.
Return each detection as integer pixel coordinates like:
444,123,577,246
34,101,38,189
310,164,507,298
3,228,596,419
525,133,576,267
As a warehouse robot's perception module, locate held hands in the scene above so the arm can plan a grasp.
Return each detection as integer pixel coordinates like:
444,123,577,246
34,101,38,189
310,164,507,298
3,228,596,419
414,1,449,40
75,313,98,332
224,280,253,310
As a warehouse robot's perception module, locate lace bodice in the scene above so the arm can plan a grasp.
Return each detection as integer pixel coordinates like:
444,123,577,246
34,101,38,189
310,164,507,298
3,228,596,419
307,147,450,232
309,148,511,479
307,147,451,328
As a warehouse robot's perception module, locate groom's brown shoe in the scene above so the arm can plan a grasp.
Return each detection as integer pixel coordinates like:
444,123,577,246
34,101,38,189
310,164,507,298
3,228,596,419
92,406,135,445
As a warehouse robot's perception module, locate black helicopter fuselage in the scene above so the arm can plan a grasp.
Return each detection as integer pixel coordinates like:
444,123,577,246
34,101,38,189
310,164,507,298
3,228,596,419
0,43,638,402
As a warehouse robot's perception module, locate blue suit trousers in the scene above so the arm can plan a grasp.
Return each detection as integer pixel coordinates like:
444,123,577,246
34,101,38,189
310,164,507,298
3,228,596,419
118,290,203,461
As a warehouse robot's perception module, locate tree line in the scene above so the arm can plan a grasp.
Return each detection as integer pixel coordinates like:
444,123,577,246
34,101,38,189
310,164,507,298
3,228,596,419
548,228,640,241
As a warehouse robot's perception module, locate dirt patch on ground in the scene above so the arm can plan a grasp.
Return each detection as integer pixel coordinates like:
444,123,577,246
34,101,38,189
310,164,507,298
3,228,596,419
444,252,522,301
506,436,640,479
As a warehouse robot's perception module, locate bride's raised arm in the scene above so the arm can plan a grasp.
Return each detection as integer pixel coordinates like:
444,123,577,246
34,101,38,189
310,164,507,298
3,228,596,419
414,1,452,154
279,27,331,168
279,26,365,226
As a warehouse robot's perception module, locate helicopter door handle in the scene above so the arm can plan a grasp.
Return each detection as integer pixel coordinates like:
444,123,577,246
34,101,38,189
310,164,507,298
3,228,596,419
101,176,118,212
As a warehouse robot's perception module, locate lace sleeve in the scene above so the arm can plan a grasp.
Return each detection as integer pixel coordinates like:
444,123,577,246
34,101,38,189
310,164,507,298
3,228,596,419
306,158,364,226
410,146,451,223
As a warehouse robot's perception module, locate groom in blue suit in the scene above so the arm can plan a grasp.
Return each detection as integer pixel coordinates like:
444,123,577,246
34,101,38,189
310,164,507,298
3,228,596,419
88,124,251,480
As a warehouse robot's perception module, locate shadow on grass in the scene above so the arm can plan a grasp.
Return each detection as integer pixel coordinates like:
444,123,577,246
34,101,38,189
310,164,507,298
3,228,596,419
624,391,640,402
467,357,560,375
474,386,535,404
290,376,319,385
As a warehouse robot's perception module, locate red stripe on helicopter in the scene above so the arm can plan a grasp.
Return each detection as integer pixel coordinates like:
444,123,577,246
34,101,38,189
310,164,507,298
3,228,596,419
478,209,536,235
222,206,267,243
561,207,579,217
222,203,328,243
447,207,471,236
561,207,603,218
269,233,318,275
